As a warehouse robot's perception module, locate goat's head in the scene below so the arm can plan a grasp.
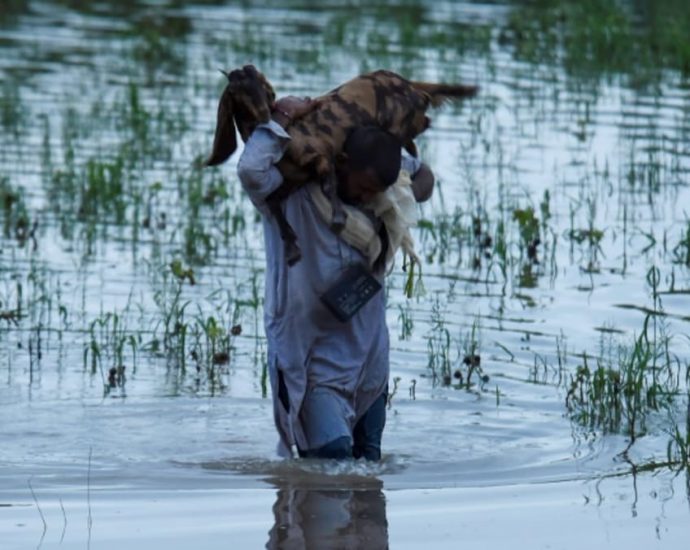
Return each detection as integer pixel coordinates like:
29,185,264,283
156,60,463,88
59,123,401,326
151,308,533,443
205,64,276,166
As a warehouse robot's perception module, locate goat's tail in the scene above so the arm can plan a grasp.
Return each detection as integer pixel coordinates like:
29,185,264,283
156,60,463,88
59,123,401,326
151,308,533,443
411,81,479,107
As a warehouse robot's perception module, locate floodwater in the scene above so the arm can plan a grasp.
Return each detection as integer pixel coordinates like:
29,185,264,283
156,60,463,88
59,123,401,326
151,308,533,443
1,1,690,548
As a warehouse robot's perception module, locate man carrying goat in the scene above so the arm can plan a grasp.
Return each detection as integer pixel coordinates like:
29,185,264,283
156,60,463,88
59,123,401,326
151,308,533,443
238,95,434,460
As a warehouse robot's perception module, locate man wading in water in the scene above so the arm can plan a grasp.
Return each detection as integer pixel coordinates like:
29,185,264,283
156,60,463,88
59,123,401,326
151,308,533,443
238,96,434,460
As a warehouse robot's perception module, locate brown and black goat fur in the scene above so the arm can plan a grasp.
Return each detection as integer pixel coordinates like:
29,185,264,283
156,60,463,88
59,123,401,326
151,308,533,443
205,64,478,265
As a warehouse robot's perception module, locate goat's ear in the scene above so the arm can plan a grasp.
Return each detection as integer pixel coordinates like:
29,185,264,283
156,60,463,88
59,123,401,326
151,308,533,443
205,87,237,166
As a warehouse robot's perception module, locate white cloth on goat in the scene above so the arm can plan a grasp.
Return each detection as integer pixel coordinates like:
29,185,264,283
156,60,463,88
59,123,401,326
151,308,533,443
307,170,420,271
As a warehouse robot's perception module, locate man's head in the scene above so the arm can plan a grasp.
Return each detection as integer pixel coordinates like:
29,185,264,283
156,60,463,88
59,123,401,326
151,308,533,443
336,126,402,205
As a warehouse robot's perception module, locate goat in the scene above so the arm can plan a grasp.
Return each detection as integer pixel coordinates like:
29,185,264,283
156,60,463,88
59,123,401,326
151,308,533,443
205,64,478,265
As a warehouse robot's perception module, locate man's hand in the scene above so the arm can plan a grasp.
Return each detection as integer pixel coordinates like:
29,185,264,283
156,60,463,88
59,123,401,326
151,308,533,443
271,96,319,127
411,163,434,203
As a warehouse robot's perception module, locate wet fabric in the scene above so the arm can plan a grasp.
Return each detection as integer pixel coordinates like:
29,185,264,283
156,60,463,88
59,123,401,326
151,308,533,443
298,390,387,460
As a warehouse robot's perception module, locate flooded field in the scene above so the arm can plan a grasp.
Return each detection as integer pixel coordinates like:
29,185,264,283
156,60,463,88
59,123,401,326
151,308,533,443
1,0,689,548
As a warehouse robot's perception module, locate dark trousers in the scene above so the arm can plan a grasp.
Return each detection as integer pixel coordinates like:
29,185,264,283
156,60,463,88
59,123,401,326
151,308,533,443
299,391,387,461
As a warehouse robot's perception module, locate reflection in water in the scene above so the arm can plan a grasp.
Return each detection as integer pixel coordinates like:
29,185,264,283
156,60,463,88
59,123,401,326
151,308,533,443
265,475,388,549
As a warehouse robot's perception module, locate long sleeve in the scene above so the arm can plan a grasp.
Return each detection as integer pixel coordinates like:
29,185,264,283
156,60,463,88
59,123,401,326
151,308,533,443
237,120,291,210
401,150,422,176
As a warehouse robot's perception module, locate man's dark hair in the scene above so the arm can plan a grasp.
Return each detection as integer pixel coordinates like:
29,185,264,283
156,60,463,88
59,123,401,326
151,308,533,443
343,126,402,188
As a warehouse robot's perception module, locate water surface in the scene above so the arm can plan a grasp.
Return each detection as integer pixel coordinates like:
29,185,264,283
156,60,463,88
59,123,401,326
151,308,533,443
1,1,690,548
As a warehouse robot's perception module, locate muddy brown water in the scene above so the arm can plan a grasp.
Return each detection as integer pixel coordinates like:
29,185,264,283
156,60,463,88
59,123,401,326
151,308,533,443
1,1,689,548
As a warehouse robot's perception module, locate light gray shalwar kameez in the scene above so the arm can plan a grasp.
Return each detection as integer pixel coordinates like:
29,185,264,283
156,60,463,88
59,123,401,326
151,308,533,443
237,120,420,456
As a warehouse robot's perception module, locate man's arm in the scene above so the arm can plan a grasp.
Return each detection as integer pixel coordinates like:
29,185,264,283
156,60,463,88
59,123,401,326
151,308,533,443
401,152,435,203
410,162,434,203
237,120,289,209
237,96,317,210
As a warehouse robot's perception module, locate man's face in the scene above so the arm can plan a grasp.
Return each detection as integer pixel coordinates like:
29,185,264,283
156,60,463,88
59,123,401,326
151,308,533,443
338,167,384,205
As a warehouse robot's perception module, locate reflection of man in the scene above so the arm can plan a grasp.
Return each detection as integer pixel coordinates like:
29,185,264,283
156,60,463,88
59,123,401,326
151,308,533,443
238,95,434,460
266,479,388,549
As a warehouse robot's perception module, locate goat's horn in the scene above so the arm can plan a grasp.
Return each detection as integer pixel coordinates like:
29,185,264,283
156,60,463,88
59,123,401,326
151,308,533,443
218,69,230,80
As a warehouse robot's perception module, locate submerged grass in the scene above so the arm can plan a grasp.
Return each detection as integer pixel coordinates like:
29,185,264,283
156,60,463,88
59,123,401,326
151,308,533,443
566,267,690,467
504,0,690,84
673,219,690,267
426,301,488,392
565,316,680,439
0,175,33,247
0,78,24,134
0,1,689,420
84,309,141,395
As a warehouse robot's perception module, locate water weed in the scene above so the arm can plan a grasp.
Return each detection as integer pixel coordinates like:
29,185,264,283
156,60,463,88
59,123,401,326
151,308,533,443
0,78,24,134
426,295,452,386
84,310,140,396
455,318,486,390
672,218,690,267
566,267,689,453
504,0,690,82
0,175,34,247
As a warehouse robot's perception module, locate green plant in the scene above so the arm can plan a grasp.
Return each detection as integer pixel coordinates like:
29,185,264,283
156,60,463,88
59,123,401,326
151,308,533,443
672,218,690,267
397,303,414,341
426,296,452,386
417,206,467,265
512,206,540,262
387,376,402,409
454,318,486,390
83,310,140,395
566,311,681,442
0,176,33,246
149,260,195,372
78,157,128,223
189,313,231,393
665,400,690,470
0,78,24,133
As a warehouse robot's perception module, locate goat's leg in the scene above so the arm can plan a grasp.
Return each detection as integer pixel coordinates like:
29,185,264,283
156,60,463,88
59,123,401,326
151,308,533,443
266,197,301,266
